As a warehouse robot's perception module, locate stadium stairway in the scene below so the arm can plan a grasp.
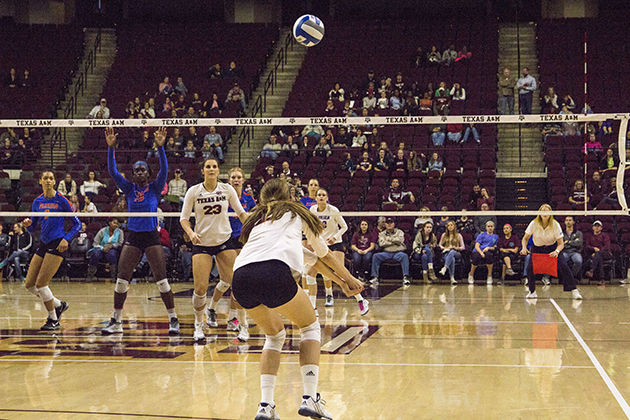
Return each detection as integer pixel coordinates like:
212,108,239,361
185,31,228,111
224,28,307,174
40,28,117,166
496,22,544,176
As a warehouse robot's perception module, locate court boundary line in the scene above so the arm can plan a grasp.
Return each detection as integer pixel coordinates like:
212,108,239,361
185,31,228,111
550,298,630,418
0,408,231,419
0,358,596,369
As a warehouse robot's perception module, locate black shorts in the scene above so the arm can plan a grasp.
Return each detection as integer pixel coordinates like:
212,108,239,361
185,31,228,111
230,236,243,250
35,237,67,258
329,242,345,252
471,249,496,266
192,237,240,256
232,260,298,309
125,230,161,251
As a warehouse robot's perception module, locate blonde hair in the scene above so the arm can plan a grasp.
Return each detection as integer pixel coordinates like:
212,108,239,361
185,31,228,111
228,167,245,177
442,220,461,247
240,178,323,243
533,203,555,228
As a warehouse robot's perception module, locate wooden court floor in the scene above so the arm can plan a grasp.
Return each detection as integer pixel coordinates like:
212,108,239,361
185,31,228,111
2,280,630,419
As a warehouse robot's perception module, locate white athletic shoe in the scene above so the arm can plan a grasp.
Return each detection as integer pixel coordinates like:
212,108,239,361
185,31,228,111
620,278,630,284
101,318,123,335
572,289,583,300
237,324,250,342
526,291,538,299
439,266,447,276
358,299,369,316
486,277,493,285
298,394,332,420
468,276,474,285
542,275,551,286
226,317,239,331
205,307,218,328
450,278,457,285
255,403,280,420
193,322,205,342
325,295,334,307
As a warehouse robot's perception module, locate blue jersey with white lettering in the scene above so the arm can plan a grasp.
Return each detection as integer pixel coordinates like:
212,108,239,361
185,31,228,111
27,192,81,244
300,196,317,208
108,146,168,232
229,190,256,238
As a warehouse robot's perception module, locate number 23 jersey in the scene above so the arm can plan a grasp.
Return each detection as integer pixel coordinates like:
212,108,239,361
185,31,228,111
180,182,246,247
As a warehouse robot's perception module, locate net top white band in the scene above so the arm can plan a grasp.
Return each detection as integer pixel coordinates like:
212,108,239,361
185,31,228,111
1,113,628,128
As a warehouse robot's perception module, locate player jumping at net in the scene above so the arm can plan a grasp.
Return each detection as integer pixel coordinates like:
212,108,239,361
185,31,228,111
179,158,247,343
310,188,369,315
102,127,180,335
232,178,364,420
22,171,80,331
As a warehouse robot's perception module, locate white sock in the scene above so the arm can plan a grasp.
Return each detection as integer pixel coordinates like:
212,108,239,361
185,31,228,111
209,299,218,311
353,293,363,302
48,308,58,321
228,308,237,321
237,308,248,327
450,276,455,282
325,286,332,297
113,308,123,322
309,294,316,308
301,364,319,398
167,308,177,319
194,307,204,323
193,293,206,323
260,374,276,405
428,263,434,269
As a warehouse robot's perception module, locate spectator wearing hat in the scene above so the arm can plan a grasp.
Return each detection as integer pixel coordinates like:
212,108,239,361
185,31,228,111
561,216,583,280
370,217,411,286
585,220,611,283
166,168,187,207
226,82,246,110
468,220,499,285
88,98,110,119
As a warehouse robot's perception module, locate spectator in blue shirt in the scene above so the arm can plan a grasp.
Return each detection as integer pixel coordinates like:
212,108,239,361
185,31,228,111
203,126,224,163
468,220,499,285
516,67,536,114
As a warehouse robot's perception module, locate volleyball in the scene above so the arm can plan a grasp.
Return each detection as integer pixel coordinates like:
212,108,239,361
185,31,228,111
292,14,325,47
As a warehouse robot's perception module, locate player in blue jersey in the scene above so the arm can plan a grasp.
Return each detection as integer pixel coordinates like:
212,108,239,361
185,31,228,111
22,170,81,331
102,127,179,335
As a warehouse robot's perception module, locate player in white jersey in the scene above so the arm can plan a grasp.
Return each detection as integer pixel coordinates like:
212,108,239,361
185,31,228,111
180,158,247,342
310,188,369,315
231,178,363,420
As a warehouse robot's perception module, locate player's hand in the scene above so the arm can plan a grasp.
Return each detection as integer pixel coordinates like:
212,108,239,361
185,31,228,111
57,239,69,253
327,238,335,245
105,127,118,147
340,276,364,297
22,218,32,227
549,250,559,258
153,127,167,147
190,232,202,245
520,248,528,256
479,252,485,258
103,244,113,252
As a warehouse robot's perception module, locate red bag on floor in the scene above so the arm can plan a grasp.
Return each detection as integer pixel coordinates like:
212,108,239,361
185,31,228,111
532,253,558,277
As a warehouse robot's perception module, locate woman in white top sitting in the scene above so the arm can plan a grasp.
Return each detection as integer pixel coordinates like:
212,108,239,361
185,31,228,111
520,203,582,299
80,171,107,196
233,178,363,420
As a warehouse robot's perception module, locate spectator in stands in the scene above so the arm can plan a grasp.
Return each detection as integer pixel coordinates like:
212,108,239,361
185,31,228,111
313,137,331,158
362,91,377,110
447,122,463,143
324,99,337,117
468,184,482,208
141,101,156,119
186,126,201,147
203,126,224,163
224,61,241,78
159,77,173,95
474,202,497,233
462,123,481,143
600,148,619,173
183,140,196,159
456,46,472,62
191,92,203,111
389,89,403,110
597,120,613,136
434,206,452,237
456,210,475,236
392,149,407,173
185,106,199,119
561,216,583,280
441,44,457,66
166,168,187,206
13,138,29,165
498,68,516,115
374,149,391,172
589,171,603,202
403,95,419,116
351,220,376,280
352,129,367,148
172,127,184,148
370,217,411,285
342,152,356,175
412,221,438,282
87,218,124,282
516,67,536,114
68,194,81,211
438,220,466,284
279,161,296,179
427,152,444,173
408,151,423,171
414,46,425,67
82,195,98,213
201,139,213,160
585,220,611,283
21,69,31,88
226,82,246,110
259,135,279,160
58,173,77,197
541,87,559,114
498,224,519,281
126,101,138,117
450,83,466,101
568,180,589,209
0,222,31,282
209,63,222,79
477,187,494,209
561,94,576,111
88,98,110,119
165,137,181,158
302,124,324,142
5,68,19,88
0,128,17,145
584,133,603,157
598,177,619,208
559,105,579,136
383,178,415,208
413,206,433,231
336,126,352,147
469,220,498,285
281,135,298,157
377,91,389,109
427,45,441,65
541,111,563,137
175,76,188,97
329,82,345,102
418,91,433,112
394,73,405,92
357,151,373,173
430,124,446,146
80,171,107,196
207,92,223,114
433,82,450,115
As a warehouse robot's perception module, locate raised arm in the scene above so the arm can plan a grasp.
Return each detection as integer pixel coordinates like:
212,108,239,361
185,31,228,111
151,127,168,194
105,128,132,194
